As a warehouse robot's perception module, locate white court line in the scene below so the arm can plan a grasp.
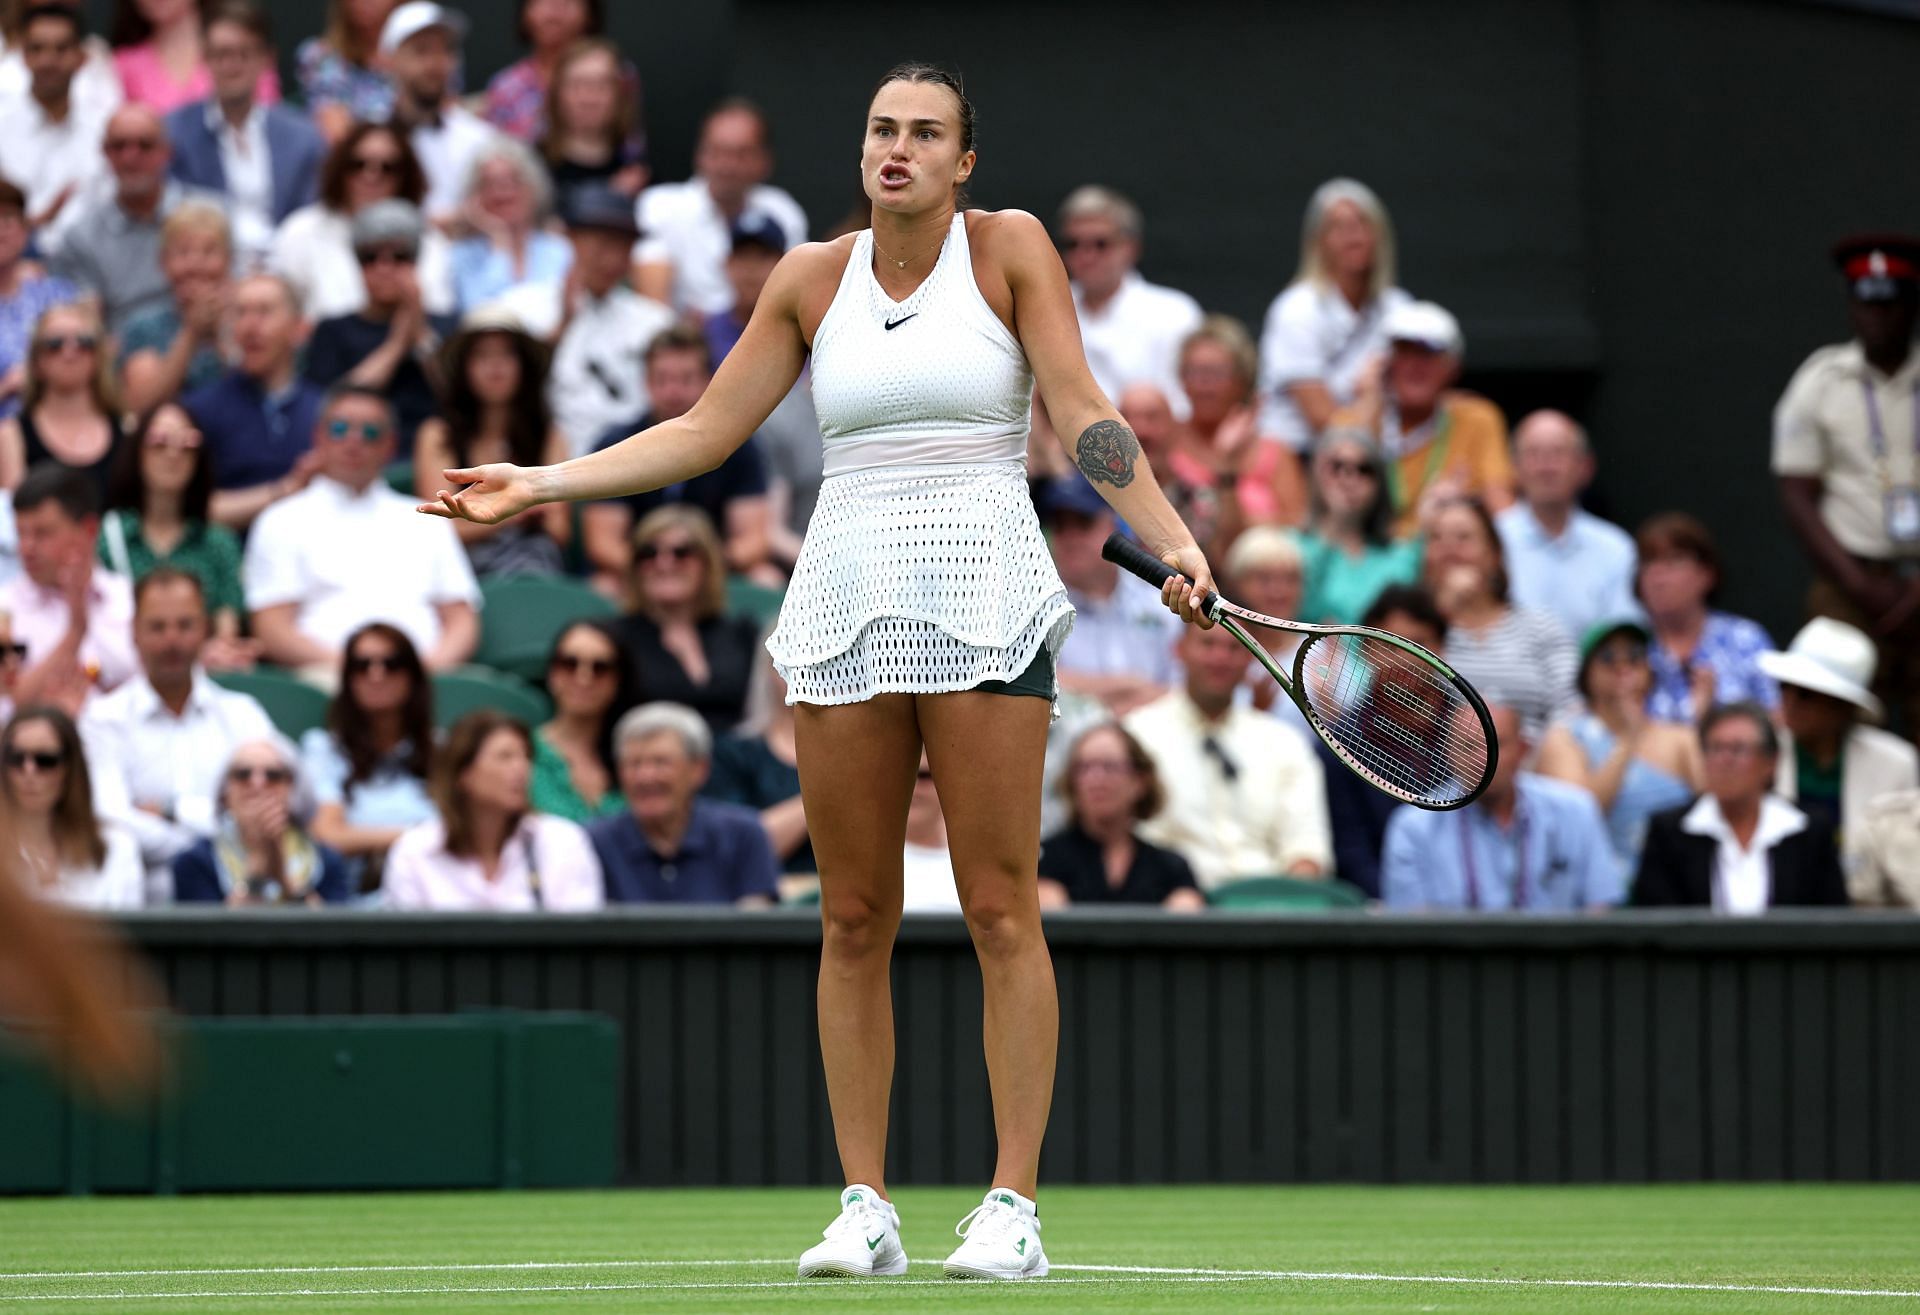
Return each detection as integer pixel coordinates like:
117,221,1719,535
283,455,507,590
0,1260,1916,1302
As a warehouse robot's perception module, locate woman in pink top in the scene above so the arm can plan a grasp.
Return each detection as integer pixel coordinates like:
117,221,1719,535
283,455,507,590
111,0,278,114
1172,315,1309,546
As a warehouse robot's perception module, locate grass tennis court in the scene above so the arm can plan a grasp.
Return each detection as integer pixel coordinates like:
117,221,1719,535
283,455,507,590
2,1184,1917,1312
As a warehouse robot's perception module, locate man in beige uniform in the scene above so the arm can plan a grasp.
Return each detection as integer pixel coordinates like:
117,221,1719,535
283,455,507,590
1775,234,1920,738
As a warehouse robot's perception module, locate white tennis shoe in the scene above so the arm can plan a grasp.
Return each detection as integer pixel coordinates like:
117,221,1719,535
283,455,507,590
796,1184,908,1278
943,1187,1048,1280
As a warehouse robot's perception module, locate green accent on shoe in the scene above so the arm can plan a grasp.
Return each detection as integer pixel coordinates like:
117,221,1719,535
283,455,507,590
1015,1238,1027,1256
867,1235,883,1251
997,1194,1015,1206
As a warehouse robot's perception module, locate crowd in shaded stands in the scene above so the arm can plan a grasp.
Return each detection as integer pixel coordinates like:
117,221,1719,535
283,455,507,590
4,0,1920,918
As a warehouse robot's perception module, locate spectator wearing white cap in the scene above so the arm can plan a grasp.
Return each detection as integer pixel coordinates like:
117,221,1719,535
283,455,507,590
1056,185,1202,418
1255,178,1412,452
379,2,496,225
631,98,806,318
1495,409,1638,642
1332,298,1514,537
1759,617,1919,893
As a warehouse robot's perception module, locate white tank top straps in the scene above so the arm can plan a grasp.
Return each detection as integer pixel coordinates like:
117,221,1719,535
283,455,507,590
766,213,1074,711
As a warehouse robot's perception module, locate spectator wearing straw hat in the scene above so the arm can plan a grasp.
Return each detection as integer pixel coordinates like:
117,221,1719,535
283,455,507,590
1758,617,1919,886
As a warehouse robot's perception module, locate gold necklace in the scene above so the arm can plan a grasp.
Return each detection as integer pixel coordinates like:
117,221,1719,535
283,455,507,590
873,222,948,270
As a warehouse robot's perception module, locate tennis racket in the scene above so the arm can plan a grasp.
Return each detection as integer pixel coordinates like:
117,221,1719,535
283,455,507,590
1104,534,1498,810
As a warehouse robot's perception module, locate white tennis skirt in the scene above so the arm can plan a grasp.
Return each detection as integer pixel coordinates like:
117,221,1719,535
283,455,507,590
766,460,1075,711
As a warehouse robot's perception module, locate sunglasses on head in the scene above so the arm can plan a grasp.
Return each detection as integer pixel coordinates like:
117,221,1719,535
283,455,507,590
35,333,97,354
551,653,618,678
347,654,406,677
5,748,63,772
228,765,292,786
349,156,400,177
326,418,389,444
636,542,698,565
356,246,418,267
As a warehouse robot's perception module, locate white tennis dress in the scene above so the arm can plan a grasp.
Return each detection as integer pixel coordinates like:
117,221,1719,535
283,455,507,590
766,212,1074,708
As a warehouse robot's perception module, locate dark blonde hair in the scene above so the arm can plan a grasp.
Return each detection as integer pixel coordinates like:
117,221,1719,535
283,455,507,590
629,504,728,621
539,37,634,166
23,303,116,419
432,711,533,859
3,707,105,869
1058,723,1165,825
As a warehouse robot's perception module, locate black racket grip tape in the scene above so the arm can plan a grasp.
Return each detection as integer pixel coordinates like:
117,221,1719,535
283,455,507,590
1101,534,1217,614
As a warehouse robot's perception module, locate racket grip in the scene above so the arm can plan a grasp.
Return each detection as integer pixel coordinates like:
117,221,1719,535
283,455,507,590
1101,533,1217,615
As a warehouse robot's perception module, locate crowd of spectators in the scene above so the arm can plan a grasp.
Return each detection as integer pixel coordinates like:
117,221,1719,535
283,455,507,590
4,0,1918,920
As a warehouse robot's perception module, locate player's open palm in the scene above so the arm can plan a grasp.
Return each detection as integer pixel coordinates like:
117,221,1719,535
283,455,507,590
419,464,537,526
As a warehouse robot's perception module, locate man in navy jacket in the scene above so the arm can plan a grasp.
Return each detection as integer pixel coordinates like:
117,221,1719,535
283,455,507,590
165,2,322,263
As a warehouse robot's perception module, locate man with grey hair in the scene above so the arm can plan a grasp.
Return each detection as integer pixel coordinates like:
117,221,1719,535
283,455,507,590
1495,409,1638,640
589,702,779,906
1057,184,1202,414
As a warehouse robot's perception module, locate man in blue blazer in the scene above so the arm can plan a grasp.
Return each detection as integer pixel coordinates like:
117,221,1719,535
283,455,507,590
165,2,323,263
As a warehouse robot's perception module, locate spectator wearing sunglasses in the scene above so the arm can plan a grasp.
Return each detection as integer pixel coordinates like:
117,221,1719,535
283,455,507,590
97,404,248,664
118,202,232,415
172,733,351,905
302,622,436,893
182,273,328,530
5,704,142,909
530,618,637,822
1056,186,1202,423
80,567,271,897
0,608,26,718
242,383,479,675
268,121,454,324
1296,427,1421,625
0,303,123,500
610,505,759,734
304,199,456,457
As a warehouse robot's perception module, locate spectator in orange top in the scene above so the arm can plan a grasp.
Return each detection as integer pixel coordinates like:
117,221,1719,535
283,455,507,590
1334,299,1514,537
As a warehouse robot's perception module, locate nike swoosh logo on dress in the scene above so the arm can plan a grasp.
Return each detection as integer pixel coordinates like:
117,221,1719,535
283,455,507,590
884,314,917,330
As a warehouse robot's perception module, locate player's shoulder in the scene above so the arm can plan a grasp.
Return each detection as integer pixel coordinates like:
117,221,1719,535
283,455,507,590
768,233,859,292
966,207,1052,256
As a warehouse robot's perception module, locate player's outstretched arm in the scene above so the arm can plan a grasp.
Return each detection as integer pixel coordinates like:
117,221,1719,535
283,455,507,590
420,250,821,526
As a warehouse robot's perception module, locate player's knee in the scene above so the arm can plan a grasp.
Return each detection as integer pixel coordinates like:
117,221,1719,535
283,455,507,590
820,886,899,960
958,874,1039,959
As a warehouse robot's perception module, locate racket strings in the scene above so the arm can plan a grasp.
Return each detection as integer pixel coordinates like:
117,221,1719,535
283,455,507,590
1296,632,1493,806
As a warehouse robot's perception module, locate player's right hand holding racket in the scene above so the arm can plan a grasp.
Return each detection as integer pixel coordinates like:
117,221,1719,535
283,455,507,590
1105,534,1497,810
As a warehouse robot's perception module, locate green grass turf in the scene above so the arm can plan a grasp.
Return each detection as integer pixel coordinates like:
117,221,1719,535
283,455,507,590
1,1185,1917,1312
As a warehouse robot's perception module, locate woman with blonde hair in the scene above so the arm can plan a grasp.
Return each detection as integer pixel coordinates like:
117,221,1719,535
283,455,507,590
1171,314,1307,533
1256,177,1412,454
0,303,123,495
610,504,760,733
449,139,572,313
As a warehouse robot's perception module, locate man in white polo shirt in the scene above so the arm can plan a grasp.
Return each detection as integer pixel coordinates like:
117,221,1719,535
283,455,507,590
243,383,479,674
379,2,494,225
497,183,675,456
1057,185,1203,416
631,98,806,318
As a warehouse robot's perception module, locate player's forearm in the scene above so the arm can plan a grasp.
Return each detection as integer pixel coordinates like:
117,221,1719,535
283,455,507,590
529,416,731,506
1057,414,1196,556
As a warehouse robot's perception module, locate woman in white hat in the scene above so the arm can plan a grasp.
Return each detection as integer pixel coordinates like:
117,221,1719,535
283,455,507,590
1759,617,1919,889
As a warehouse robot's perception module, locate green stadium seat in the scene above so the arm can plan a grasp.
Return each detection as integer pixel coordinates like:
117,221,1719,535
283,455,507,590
210,668,332,742
726,576,785,629
475,576,618,683
432,665,553,729
1206,875,1369,912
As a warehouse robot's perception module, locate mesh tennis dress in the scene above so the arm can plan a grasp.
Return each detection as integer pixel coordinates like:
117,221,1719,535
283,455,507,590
766,212,1074,709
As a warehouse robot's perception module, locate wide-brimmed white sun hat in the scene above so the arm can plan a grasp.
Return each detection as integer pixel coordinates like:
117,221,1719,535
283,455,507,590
1756,616,1881,718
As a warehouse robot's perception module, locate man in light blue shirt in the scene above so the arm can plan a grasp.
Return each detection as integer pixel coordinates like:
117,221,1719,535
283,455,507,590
1496,410,1638,642
1044,476,1183,714
1382,704,1621,911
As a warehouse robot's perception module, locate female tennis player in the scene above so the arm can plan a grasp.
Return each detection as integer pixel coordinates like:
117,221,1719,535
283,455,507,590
423,62,1215,1281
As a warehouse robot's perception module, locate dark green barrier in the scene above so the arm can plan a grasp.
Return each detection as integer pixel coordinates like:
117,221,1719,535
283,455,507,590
0,1013,617,1195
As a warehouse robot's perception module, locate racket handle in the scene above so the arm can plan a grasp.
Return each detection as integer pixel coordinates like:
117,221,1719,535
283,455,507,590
1101,533,1217,616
